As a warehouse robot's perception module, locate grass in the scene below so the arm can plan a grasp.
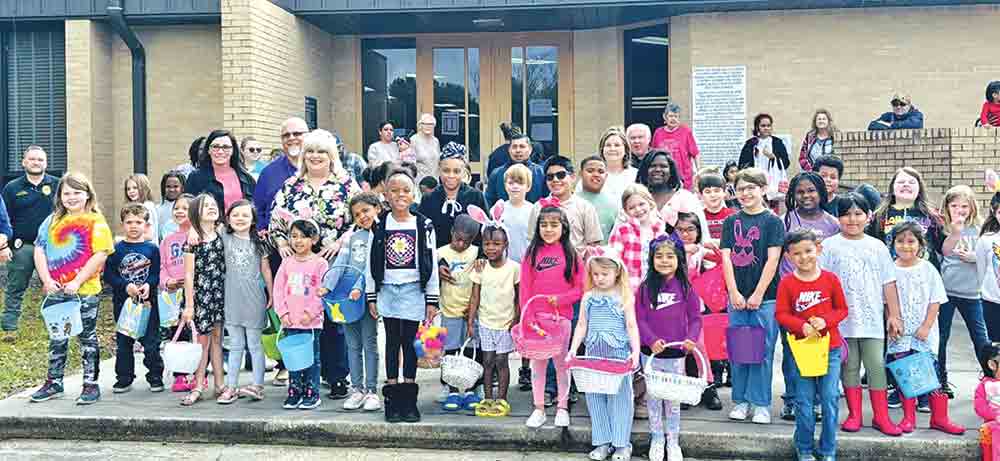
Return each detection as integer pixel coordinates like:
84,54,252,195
0,288,117,399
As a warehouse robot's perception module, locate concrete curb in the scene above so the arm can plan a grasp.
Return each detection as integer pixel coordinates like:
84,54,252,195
0,414,978,460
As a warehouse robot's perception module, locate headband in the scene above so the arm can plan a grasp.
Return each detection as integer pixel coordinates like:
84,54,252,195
649,232,685,255
440,142,468,162
466,203,509,237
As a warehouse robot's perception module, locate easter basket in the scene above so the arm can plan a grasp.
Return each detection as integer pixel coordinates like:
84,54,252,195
441,338,484,391
511,295,569,360
415,324,448,369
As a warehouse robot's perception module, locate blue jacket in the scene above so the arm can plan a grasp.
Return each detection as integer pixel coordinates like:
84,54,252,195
485,161,549,207
868,107,924,130
0,196,12,241
253,155,298,230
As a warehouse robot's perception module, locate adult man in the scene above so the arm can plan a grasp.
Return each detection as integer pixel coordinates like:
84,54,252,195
486,123,546,178
485,134,548,207
868,93,924,130
1,146,54,342
627,123,653,169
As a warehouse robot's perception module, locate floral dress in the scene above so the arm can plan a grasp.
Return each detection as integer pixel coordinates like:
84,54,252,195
269,171,361,250
185,235,226,334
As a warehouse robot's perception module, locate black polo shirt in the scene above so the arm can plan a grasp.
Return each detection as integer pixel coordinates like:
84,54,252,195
2,174,58,245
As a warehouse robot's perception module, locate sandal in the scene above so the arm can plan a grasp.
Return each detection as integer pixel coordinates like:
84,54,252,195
180,387,203,406
238,385,265,401
493,399,512,417
216,386,238,404
475,399,496,417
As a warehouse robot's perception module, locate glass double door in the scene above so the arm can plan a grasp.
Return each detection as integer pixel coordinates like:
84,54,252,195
416,33,571,183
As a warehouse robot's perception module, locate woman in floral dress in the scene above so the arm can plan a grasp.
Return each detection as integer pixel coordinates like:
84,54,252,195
269,129,362,397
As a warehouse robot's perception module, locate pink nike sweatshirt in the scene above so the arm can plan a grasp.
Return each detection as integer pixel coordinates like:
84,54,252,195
518,243,585,323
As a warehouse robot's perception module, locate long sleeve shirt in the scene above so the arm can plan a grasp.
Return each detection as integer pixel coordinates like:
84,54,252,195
518,243,584,323
104,240,160,313
975,377,1000,422
635,277,702,347
976,233,1000,304
253,155,298,231
775,270,849,349
273,255,329,329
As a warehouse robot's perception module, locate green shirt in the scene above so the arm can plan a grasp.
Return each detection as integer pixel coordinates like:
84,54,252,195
576,189,618,244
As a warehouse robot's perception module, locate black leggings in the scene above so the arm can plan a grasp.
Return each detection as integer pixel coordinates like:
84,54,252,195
385,317,420,380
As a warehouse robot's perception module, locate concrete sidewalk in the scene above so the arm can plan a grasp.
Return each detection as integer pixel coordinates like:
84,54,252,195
0,317,985,460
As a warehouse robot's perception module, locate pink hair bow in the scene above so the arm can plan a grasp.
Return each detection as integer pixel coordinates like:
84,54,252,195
538,196,562,209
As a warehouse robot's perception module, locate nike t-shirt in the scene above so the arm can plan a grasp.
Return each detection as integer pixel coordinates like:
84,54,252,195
775,270,849,350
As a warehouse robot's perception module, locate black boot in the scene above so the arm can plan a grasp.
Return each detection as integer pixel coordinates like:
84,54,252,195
702,386,723,411
382,383,402,423
399,382,422,423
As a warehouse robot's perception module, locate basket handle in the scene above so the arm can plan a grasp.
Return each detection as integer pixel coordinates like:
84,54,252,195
41,293,82,311
520,294,562,327
458,336,477,361
171,319,199,343
643,341,708,380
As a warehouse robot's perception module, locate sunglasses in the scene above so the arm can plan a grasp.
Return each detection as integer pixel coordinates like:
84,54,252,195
891,101,908,107
281,131,307,140
246,147,262,153
545,171,569,181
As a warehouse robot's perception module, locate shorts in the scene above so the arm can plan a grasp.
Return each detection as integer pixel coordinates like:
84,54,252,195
477,325,514,354
441,315,478,350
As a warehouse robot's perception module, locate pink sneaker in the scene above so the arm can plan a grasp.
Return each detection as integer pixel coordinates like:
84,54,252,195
171,375,192,393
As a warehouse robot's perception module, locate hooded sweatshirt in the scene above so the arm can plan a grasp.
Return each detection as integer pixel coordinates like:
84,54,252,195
518,242,584,323
635,276,702,356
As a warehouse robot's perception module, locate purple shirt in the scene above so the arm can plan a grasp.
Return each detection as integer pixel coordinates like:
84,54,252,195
779,209,840,276
636,277,702,347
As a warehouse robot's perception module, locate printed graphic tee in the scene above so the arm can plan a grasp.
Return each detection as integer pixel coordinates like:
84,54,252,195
720,210,784,300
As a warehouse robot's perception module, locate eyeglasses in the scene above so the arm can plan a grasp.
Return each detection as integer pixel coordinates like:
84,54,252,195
210,144,233,151
281,131,307,140
676,226,698,234
891,101,908,108
246,147,262,153
545,171,569,181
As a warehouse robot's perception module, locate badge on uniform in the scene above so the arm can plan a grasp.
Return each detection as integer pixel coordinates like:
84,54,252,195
41,185,52,196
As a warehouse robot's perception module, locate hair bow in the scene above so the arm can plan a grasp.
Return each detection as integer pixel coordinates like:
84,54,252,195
585,245,626,272
440,142,468,162
649,232,685,254
537,196,562,209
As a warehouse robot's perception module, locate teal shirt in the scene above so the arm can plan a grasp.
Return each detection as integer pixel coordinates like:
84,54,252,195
577,189,618,244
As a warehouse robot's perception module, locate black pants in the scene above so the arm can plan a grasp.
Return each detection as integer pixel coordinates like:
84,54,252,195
320,312,349,384
268,247,286,372
114,300,163,385
384,317,420,380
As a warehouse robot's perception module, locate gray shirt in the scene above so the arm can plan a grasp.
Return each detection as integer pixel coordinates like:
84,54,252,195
222,233,268,329
940,227,980,300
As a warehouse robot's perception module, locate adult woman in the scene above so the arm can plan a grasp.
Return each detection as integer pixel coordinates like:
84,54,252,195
652,103,700,190
418,142,487,246
269,129,362,260
798,109,836,172
738,113,790,171
241,136,269,180
410,113,441,183
367,120,400,168
583,126,636,204
269,129,362,399
185,129,256,212
636,151,709,237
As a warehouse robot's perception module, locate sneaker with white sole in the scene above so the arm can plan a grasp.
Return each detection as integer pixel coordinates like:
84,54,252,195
436,386,450,403
648,438,665,461
554,408,570,427
589,444,612,461
728,402,750,420
752,405,771,424
526,408,547,428
343,390,366,410
362,392,382,411
610,445,632,461
666,443,683,461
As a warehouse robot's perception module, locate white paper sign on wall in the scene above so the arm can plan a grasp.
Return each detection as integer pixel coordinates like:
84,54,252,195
691,65,747,167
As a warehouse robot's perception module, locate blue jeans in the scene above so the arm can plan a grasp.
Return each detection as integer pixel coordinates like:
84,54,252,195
791,346,842,457
780,326,796,407
729,300,778,407
344,313,379,392
937,296,988,383
285,328,321,394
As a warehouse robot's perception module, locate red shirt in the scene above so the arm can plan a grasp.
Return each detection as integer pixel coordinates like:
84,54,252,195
652,125,700,190
703,206,736,241
775,270,849,350
981,101,1000,127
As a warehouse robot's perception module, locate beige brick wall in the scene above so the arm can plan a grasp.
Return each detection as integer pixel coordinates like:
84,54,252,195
837,128,1000,207
221,0,335,150
332,36,361,155
669,5,1000,175
572,27,625,159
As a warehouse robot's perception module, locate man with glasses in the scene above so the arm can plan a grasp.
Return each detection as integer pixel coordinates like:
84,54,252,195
868,93,924,130
626,123,654,169
1,146,53,342
485,134,548,207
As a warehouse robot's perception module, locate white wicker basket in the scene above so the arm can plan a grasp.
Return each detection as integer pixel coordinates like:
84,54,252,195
569,355,632,395
441,338,484,391
643,342,708,405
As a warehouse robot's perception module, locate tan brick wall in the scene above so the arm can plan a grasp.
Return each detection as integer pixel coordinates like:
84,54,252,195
332,36,361,155
221,0,335,150
572,27,625,158
669,5,1000,175
836,128,1000,208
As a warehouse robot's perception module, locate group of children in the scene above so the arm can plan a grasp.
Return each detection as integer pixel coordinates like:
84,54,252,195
24,140,1000,461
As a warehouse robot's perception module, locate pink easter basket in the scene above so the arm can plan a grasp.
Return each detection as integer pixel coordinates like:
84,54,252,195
511,294,570,360
568,354,634,394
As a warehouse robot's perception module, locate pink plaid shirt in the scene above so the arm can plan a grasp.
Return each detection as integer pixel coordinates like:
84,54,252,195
609,217,668,292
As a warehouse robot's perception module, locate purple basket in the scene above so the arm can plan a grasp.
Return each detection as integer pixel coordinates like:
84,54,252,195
726,326,765,364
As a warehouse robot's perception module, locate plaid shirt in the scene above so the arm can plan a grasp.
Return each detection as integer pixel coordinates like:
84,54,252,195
609,217,667,292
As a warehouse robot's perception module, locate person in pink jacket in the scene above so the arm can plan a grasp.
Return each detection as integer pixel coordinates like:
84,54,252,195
159,194,195,393
519,197,585,429
975,343,1000,461
273,219,329,411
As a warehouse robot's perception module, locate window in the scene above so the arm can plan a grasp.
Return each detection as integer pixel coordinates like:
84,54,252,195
3,25,67,180
511,46,558,156
624,24,668,134
304,96,317,130
362,38,416,160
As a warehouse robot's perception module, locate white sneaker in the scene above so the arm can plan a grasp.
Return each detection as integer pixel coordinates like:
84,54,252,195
610,445,632,461
648,438,665,461
343,390,366,410
362,392,382,411
554,408,570,427
265,359,277,372
589,444,613,461
436,385,450,403
752,405,772,424
666,443,683,461
526,408,547,428
728,402,750,420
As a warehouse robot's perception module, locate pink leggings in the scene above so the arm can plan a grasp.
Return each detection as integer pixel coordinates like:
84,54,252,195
985,421,1000,460
531,354,570,409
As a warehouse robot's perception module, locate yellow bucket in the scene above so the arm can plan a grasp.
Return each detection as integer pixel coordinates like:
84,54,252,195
787,333,830,377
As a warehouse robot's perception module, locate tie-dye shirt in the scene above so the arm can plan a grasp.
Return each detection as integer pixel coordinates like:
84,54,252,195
34,212,115,296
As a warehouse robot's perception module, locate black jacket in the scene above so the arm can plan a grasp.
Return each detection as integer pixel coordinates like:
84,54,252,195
367,209,439,308
418,183,486,247
737,137,790,171
184,163,256,211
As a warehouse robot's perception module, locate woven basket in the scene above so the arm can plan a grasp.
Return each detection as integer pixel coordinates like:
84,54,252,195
643,342,708,405
568,355,633,394
441,338,484,391
417,348,443,369
511,295,568,360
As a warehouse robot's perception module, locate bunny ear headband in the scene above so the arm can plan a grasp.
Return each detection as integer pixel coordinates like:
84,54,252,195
466,204,509,236
585,245,626,273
